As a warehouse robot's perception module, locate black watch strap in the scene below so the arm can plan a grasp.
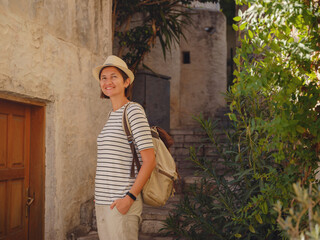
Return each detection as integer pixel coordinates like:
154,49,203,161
126,191,136,201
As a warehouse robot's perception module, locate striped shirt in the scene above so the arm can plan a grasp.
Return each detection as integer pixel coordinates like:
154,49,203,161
95,102,153,205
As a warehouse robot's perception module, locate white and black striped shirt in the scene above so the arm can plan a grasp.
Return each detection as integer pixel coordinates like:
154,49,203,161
95,102,153,205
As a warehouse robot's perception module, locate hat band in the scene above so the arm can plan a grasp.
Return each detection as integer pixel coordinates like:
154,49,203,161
98,65,129,81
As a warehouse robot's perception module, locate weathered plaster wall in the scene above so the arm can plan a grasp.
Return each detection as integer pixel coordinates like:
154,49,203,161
0,0,112,239
144,10,227,128
143,43,181,129
180,10,227,126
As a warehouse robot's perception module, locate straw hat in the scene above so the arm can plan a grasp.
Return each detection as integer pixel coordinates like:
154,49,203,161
92,55,135,84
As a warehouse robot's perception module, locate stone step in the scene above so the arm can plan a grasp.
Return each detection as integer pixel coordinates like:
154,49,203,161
140,195,180,235
139,234,174,240
170,129,228,137
141,195,180,215
169,128,203,136
76,231,176,240
175,157,223,170
170,132,229,146
77,231,99,240
171,147,223,158
171,142,209,150
138,175,216,238
177,164,225,179
183,175,202,185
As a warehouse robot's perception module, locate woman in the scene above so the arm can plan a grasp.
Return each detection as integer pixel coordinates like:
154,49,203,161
92,55,156,240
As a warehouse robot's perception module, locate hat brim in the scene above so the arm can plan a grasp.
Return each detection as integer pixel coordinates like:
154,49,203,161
92,64,135,84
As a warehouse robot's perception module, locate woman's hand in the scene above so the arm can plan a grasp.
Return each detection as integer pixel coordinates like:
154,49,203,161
110,195,134,215
110,148,155,215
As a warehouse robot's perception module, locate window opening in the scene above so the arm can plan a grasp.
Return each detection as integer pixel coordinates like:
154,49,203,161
183,51,190,64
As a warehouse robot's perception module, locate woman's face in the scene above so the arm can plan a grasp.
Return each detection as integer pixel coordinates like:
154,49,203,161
100,67,130,98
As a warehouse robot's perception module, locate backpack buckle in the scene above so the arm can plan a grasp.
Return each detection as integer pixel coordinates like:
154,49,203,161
127,135,133,143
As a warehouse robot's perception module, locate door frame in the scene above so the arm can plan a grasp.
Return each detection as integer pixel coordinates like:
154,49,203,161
0,93,46,240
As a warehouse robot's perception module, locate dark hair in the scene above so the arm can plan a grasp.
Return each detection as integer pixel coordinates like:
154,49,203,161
99,66,131,99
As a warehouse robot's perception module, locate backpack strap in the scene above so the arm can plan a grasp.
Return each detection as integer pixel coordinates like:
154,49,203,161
123,102,141,178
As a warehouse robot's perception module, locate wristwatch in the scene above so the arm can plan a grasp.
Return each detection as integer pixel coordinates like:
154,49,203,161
126,191,136,201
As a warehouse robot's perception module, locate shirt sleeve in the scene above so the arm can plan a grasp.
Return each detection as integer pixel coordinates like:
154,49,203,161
127,103,154,152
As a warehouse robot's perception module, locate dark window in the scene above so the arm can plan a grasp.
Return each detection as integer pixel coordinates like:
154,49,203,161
183,51,190,64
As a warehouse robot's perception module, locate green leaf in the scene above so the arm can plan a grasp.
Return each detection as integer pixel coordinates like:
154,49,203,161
270,41,281,52
234,233,242,238
248,30,253,39
261,201,268,214
296,125,305,133
249,225,256,233
228,113,237,121
232,24,239,31
255,214,263,224
233,56,240,65
233,16,242,22
239,22,247,31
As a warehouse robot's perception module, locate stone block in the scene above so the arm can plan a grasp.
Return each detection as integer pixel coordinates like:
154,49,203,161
183,176,202,185
173,135,184,143
174,156,189,163
183,142,204,148
177,161,195,170
80,198,94,226
140,220,167,234
92,207,97,231
204,147,218,156
77,231,99,240
169,147,176,155
170,142,183,148
66,225,91,240
142,210,169,221
170,129,194,135
173,147,190,156
184,135,206,143
139,234,174,240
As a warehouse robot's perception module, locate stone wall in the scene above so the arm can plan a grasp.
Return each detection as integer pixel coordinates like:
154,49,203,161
144,9,227,128
180,10,227,126
0,0,112,239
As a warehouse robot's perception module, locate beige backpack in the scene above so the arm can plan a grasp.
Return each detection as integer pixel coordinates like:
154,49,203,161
123,103,178,207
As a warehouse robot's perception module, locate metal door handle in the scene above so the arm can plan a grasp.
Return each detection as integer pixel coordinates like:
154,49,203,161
26,188,35,217
26,197,34,206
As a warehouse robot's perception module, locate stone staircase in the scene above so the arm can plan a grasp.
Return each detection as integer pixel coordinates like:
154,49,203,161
139,195,180,240
138,107,231,239
69,107,231,240
138,128,208,240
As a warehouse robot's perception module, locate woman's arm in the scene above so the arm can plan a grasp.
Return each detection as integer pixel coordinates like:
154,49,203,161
110,148,156,214
128,148,156,196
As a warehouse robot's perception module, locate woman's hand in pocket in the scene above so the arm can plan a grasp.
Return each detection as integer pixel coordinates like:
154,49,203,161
110,195,134,215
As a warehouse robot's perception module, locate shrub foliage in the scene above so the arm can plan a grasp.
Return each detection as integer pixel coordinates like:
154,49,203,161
163,0,320,239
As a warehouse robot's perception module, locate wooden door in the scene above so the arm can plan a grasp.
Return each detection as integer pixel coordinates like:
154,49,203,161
0,100,30,240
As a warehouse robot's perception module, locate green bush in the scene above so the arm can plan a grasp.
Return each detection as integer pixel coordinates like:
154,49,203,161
162,0,320,239
163,112,294,239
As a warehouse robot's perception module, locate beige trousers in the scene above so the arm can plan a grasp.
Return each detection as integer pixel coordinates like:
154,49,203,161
95,195,143,240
